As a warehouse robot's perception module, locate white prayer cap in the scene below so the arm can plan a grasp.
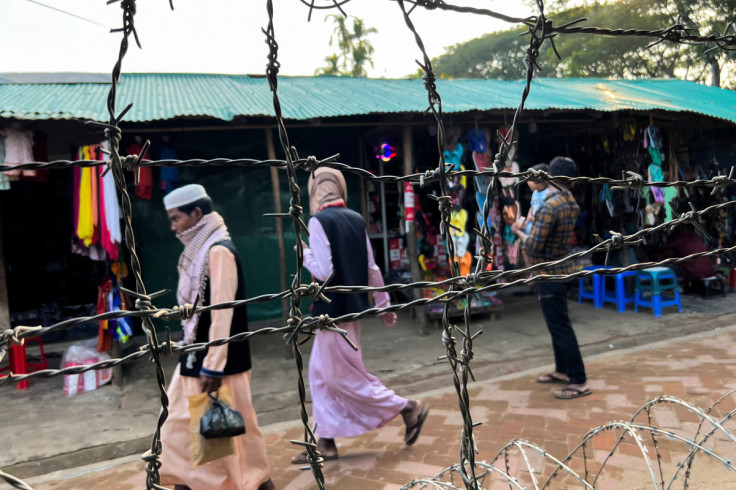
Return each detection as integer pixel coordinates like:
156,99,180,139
163,184,209,210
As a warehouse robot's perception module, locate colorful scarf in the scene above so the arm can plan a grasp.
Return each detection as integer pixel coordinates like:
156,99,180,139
176,211,230,345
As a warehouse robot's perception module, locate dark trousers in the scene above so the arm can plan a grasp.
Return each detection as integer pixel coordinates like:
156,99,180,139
537,281,587,384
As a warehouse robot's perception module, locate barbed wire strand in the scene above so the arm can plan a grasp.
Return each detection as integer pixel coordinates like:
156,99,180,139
263,1,327,486
396,0,483,486
7,160,734,198
88,0,172,487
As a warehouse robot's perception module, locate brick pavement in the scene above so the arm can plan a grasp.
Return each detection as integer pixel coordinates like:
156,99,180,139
12,326,736,490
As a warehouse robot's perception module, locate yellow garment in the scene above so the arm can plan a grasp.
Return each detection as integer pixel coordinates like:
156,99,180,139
77,167,94,246
450,208,468,237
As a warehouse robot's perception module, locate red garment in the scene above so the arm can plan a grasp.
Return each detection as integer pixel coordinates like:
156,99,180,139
90,154,99,245
127,143,153,200
98,167,119,261
663,228,715,280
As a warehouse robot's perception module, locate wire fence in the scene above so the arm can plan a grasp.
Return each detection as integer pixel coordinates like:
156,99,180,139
2,0,736,488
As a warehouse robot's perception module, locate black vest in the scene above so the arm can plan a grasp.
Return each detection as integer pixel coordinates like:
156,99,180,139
311,206,371,317
179,240,252,377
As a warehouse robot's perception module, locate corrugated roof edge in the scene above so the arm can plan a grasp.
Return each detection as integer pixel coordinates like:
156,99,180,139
0,73,112,84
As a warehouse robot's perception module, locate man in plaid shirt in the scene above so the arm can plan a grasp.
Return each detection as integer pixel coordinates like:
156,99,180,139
512,157,591,400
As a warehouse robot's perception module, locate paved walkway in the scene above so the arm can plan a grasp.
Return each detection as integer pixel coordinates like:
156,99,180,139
12,325,736,489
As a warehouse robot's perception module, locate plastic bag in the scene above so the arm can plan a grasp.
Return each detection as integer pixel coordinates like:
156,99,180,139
200,392,246,439
61,338,113,396
189,384,237,468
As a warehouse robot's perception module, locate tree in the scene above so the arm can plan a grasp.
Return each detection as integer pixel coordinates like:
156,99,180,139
432,0,736,88
315,15,378,77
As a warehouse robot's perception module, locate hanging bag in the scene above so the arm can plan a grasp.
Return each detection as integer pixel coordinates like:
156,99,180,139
200,391,246,439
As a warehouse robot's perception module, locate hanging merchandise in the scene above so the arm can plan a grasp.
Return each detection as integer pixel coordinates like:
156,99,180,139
644,125,678,222
109,286,133,343
77,166,95,246
127,136,153,200
102,141,122,251
443,141,466,190
73,143,118,261
1,124,36,178
601,184,615,218
97,278,113,352
0,132,9,191
159,135,180,192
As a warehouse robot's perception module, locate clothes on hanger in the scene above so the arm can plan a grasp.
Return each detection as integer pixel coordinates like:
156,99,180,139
73,142,121,261
0,132,9,190
158,140,180,192
2,126,36,178
127,140,153,200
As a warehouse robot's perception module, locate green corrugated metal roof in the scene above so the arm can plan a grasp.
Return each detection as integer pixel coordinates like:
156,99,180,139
0,73,734,124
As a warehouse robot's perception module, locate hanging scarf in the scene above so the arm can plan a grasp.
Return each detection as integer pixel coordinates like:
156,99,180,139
176,211,230,345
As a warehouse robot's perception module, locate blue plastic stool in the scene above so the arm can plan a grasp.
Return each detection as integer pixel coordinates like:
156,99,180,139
578,266,610,308
635,267,683,317
601,270,638,313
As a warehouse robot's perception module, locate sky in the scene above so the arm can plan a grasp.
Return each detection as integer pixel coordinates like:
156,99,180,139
0,0,532,79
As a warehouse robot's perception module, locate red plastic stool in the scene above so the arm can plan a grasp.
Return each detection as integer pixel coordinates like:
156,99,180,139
0,337,48,390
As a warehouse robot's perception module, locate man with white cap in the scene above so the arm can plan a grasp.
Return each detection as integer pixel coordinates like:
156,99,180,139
159,184,274,490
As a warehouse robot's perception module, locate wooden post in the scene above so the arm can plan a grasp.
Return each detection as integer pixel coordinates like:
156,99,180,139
402,125,428,335
265,129,292,359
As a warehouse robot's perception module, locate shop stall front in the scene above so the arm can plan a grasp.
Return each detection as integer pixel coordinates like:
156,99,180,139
1,74,735,339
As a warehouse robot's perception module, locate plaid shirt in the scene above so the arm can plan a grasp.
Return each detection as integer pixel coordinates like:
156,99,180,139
524,187,579,275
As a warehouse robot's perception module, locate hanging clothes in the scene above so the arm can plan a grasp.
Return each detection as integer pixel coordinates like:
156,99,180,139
2,127,36,178
127,141,153,200
0,133,9,190
158,140,180,192
101,141,123,248
97,278,113,352
109,285,133,343
77,167,95,246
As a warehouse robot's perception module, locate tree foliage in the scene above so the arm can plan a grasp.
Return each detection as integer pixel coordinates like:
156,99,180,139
432,0,736,88
316,15,378,77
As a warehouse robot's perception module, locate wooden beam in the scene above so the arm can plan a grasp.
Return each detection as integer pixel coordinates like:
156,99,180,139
264,130,290,335
402,125,428,335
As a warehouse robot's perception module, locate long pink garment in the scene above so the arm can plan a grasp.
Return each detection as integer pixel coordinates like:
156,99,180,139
160,247,270,489
304,217,407,439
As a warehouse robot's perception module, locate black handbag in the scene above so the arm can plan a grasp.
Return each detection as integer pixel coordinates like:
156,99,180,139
199,391,246,439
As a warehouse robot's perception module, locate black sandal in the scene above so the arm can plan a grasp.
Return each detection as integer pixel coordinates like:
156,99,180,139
404,404,430,446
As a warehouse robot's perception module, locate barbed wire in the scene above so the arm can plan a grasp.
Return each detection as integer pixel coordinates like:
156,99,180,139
4,160,736,195
263,0,326,485
400,393,736,489
2,0,736,489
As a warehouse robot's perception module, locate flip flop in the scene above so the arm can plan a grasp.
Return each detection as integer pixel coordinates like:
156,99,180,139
290,450,338,465
404,404,430,446
536,372,570,384
554,386,592,400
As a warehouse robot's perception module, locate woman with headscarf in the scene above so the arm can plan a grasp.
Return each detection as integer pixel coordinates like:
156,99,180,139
291,168,430,464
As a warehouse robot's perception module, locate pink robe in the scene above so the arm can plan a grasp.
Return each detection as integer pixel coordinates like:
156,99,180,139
303,218,407,438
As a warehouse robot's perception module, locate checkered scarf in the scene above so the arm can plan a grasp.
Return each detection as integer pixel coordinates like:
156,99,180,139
176,211,230,345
